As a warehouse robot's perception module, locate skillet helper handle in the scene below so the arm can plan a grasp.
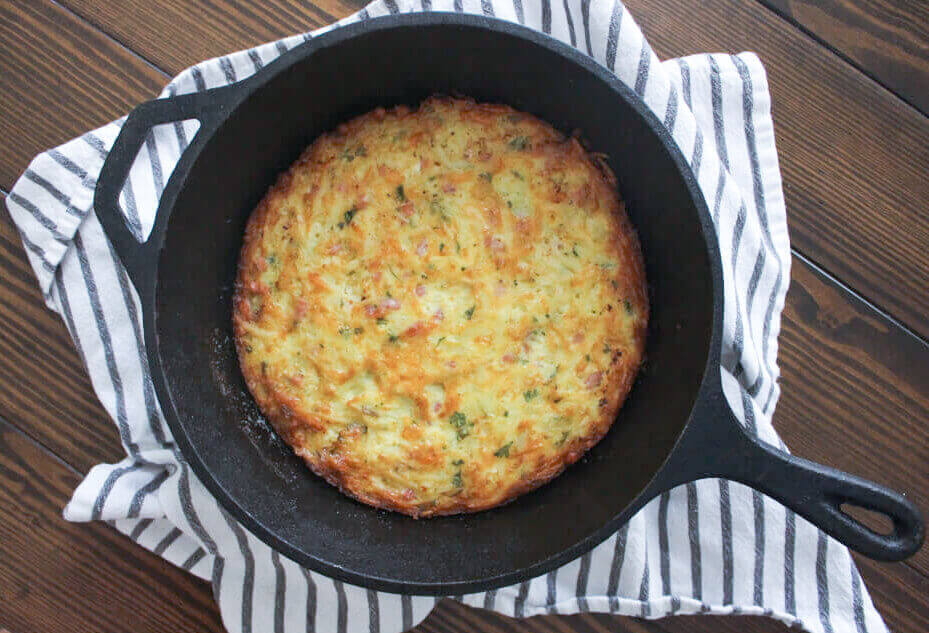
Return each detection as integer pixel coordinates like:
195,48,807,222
94,88,236,293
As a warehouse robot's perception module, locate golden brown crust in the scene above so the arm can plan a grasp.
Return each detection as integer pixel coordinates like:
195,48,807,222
233,96,648,517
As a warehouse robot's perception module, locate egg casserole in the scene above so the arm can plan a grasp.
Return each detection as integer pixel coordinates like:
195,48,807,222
233,97,647,517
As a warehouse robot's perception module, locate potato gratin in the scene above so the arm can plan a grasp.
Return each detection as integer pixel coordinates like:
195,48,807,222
233,97,648,517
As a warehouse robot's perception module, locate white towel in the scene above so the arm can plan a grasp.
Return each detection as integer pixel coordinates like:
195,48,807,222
5,1,889,632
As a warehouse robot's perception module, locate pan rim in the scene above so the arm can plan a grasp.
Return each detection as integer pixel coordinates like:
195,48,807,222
143,12,725,595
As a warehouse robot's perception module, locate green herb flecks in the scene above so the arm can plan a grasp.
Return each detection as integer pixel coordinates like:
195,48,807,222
464,305,476,320
342,145,367,161
338,206,358,229
624,299,633,314
523,388,539,402
494,442,513,458
435,336,446,349
396,184,406,201
479,172,492,183
508,136,530,151
388,334,400,343
452,470,463,488
452,459,464,466
449,411,472,439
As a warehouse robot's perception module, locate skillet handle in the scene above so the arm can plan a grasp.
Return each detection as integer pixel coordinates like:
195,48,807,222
728,430,923,561
673,394,924,561
94,87,239,294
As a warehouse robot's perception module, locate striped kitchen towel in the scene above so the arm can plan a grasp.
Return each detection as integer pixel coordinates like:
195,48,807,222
5,1,889,632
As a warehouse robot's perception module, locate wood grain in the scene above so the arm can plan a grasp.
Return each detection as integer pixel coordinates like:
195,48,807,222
0,0,164,189
0,198,121,472
760,0,929,115
623,0,929,341
0,418,224,633
0,1,927,631
57,0,368,75
775,254,929,576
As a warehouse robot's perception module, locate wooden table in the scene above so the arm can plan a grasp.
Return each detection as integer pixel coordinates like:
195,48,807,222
1,1,926,631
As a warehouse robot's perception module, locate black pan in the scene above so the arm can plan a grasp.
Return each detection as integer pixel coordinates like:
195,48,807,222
94,13,923,595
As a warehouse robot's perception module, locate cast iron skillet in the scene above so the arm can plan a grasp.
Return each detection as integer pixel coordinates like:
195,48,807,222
93,13,923,594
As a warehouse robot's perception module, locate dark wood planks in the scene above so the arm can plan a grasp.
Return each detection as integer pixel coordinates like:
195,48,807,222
0,198,122,472
57,0,368,75
760,0,929,116
0,1,927,631
0,0,164,190
0,418,224,633
624,0,929,341
775,256,929,578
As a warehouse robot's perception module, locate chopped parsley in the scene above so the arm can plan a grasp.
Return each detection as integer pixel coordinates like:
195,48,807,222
494,442,513,458
449,411,472,439
451,459,464,466
376,317,387,326
624,299,633,314
338,206,358,229
555,431,570,446
523,388,539,402
479,172,492,182
435,336,446,349
396,184,406,201
464,305,476,320
508,135,530,151
451,471,463,488
439,243,445,253
341,145,367,161
388,334,400,343
603,343,611,354
572,244,579,257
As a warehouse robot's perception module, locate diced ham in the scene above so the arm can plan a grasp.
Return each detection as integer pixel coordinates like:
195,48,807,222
295,299,310,318
442,182,456,193
415,284,426,297
382,297,400,310
416,239,428,256
400,202,415,218
572,332,584,344
586,371,603,389
326,243,342,255
433,309,445,322
485,235,505,252
502,353,516,364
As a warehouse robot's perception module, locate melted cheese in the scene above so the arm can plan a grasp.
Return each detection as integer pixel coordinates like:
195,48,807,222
234,97,648,516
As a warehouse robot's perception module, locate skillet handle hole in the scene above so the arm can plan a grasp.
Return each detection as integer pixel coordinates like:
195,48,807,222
840,502,894,536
